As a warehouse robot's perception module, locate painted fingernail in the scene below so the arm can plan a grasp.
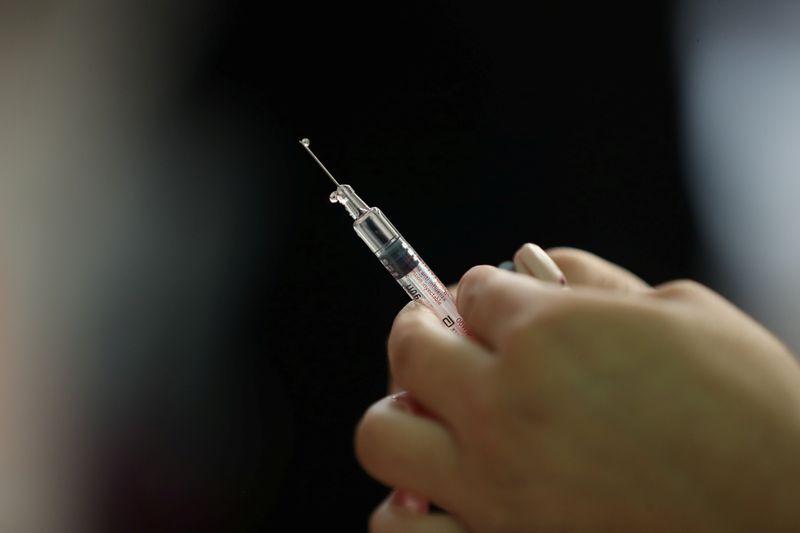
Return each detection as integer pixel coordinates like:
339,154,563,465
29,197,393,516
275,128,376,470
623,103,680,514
390,392,434,418
391,490,429,514
390,391,411,412
497,260,515,271
514,243,567,285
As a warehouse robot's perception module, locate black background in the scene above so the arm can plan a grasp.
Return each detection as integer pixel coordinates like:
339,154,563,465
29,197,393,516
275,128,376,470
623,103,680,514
100,1,699,530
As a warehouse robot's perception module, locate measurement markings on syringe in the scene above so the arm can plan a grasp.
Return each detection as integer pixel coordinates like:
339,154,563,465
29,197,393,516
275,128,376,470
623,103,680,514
410,267,448,305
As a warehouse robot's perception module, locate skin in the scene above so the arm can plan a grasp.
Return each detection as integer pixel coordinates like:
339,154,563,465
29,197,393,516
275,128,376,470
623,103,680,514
355,247,800,532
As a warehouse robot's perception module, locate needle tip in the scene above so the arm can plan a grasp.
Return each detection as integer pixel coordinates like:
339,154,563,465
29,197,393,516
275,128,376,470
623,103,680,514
298,138,341,187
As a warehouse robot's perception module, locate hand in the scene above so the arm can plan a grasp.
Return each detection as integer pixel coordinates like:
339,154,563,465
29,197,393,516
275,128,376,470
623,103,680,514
382,243,570,519
356,249,800,532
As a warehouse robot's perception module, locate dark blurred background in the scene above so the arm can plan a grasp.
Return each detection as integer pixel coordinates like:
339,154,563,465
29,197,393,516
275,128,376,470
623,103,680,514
8,0,799,531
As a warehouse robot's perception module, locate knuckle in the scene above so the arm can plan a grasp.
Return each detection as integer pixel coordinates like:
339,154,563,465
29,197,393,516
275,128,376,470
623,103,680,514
460,264,497,288
545,246,591,273
528,298,578,335
653,279,706,300
498,299,580,365
457,264,499,315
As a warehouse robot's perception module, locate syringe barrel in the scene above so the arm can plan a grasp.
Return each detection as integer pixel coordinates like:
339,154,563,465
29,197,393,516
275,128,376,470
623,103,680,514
353,208,401,253
353,208,468,336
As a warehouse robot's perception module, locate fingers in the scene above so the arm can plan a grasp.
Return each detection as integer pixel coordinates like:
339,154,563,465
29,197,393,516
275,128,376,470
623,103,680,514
457,265,564,350
388,302,492,421
546,247,650,292
386,285,459,395
513,243,567,285
370,495,467,533
355,395,460,500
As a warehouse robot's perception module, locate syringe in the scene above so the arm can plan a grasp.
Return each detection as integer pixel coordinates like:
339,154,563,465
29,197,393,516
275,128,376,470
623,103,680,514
300,138,468,336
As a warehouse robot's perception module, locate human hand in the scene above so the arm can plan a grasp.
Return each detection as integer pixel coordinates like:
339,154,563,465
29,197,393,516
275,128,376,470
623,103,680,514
383,244,569,517
357,249,800,532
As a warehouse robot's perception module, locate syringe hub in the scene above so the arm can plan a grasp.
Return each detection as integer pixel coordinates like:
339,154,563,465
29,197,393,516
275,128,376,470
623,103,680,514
329,184,370,219
300,138,401,252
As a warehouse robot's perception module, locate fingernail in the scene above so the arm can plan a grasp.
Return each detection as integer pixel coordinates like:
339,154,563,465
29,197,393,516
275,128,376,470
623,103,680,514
497,260,515,271
390,392,433,418
514,243,566,285
390,391,411,412
391,490,429,514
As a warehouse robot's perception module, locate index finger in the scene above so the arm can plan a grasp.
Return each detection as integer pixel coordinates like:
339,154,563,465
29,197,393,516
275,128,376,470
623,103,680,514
456,265,567,350
388,301,492,424
388,284,459,395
